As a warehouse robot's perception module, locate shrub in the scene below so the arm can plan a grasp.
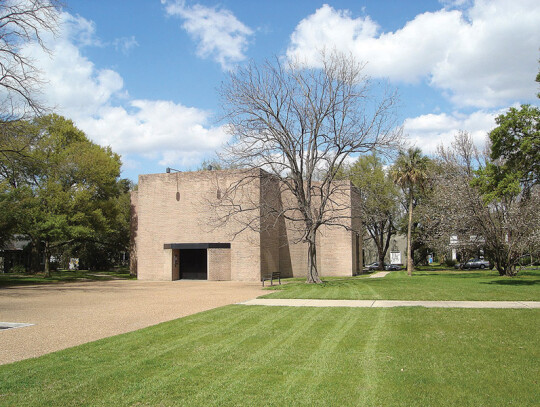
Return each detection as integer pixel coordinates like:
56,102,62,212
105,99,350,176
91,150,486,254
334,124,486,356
518,255,532,266
10,264,26,274
444,259,456,268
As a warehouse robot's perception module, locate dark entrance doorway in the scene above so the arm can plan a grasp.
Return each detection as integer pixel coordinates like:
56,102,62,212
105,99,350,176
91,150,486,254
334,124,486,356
179,249,207,280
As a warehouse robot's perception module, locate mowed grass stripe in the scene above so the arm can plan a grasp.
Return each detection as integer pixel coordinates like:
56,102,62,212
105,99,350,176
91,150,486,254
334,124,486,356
101,305,290,405
279,307,374,406
357,307,388,405
191,306,339,405
115,306,301,405
63,305,301,407
4,305,283,406
0,307,538,406
368,308,539,407
262,268,540,301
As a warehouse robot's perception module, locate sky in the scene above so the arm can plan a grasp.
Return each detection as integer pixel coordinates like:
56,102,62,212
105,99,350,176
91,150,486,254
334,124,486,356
25,0,540,181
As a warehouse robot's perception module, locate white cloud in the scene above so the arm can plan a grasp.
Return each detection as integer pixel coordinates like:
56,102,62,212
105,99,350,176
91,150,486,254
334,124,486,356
78,100,228,164
23,15,124,118
23,12,228,168
62,13,104,48
288,0,540,108
162,0,253,70
403,109,503,153
62,13,139,55
113,36,139,55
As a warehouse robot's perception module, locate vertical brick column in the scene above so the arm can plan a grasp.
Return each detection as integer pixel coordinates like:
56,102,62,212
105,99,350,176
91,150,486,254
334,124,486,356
207,248,231,280
163,249,173,281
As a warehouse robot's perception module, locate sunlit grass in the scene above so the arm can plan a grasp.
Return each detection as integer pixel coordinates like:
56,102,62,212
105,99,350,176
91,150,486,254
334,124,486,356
262,268,540,301
0,305,538,406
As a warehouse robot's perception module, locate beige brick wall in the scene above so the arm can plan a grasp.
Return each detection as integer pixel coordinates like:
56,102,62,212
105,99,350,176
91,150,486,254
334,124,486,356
134,170,262,281
278,187,319,278
319,182,354,277
208,248,231,280
131,169,360,281
278,183,356,278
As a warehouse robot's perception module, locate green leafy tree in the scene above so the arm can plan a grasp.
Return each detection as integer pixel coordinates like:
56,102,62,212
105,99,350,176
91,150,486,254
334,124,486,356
468,70,540,275
73,178,134,270
391,148,430,276
346,155,400,270
486,104,539,198
1,114,123,276
485,66,540,197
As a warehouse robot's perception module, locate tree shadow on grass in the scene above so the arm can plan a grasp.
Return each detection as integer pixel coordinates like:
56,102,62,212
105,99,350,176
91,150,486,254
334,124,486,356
482,280,539,286
419,272,487,279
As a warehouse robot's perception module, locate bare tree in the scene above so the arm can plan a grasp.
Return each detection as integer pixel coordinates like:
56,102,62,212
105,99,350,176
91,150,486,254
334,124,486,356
418,131,540,276
0,0,61,123
218,51,401,283
418,132,486,264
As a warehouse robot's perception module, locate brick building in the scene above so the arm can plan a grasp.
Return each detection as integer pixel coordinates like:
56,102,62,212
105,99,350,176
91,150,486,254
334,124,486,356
130,169,362,281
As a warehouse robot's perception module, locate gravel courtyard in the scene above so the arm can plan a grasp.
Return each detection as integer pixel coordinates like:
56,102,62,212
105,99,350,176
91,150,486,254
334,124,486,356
0,280,264,365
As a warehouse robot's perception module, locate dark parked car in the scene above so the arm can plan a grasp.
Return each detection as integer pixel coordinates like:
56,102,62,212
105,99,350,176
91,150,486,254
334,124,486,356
455,258,491,269
365,262,401,271
366,262,381,271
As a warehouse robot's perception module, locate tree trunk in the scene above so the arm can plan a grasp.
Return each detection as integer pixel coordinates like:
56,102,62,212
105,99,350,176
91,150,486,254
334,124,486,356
378,251,386,271
380,221,394,270
406,193,414,276
306,230,322,284
29,237,40,273
44,240,51,278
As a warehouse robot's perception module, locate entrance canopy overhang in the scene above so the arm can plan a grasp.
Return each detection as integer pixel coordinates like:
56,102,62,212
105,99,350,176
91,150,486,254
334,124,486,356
163,243,231,250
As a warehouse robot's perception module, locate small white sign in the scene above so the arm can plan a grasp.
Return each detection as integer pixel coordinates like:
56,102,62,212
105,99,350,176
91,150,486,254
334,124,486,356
390,252,401,265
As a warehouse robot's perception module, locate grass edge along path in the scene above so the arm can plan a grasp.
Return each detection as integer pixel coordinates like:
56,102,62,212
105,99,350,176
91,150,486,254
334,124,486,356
0,305,538,407
0,269,134,287
260,268,540,301
241,298,540,308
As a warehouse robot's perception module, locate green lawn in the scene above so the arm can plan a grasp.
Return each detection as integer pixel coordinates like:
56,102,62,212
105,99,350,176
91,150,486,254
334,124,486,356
0,305,538,406
0,269,134,287
1,268,538,406
260,268,540,301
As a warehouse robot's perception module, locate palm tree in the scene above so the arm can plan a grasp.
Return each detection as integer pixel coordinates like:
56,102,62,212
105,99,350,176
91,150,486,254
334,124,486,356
391,148,429,276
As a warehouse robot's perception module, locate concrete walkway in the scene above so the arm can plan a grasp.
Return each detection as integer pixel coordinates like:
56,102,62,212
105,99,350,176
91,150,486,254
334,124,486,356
240,298,540,309
369,271,390,278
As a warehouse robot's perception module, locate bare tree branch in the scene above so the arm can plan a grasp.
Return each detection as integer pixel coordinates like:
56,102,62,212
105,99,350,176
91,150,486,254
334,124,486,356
214,51,402,283
0,0,61,123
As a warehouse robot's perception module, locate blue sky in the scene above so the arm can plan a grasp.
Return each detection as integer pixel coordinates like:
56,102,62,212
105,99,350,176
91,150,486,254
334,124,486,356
27,0,540,181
